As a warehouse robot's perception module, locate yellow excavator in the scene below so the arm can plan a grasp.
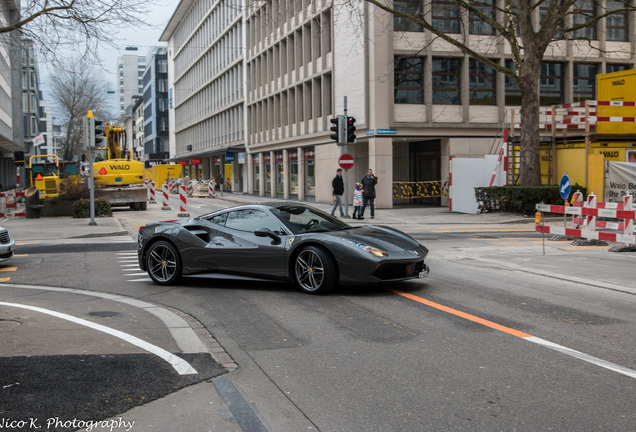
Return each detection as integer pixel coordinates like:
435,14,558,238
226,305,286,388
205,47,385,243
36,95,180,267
28,155,81,198
91,123,147,210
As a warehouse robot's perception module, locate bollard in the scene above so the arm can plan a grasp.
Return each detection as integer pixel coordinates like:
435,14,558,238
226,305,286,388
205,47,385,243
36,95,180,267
148,181,157,204
208,179,216,198
161,184,171,210
178,185,190,217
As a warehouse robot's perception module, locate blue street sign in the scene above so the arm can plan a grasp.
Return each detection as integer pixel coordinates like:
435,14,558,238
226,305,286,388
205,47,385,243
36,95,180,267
559,174,571,200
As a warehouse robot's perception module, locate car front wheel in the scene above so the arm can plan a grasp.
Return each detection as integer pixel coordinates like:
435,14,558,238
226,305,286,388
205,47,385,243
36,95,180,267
294,246,337,294
146,240,182,285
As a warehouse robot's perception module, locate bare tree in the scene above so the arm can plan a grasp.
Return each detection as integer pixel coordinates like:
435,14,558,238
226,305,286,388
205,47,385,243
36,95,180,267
50,60,111,161
0,0,152,64
360,0,635,186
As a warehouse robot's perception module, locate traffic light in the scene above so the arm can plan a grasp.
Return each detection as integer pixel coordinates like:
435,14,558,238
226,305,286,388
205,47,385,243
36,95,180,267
330,115,345,144
346,117,356,143
93,118,105,147
14,151,24,166
86,110,105,147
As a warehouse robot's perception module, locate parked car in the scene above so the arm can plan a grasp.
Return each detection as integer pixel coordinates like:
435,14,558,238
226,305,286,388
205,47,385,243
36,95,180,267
0,225,15,263
138,202,429,294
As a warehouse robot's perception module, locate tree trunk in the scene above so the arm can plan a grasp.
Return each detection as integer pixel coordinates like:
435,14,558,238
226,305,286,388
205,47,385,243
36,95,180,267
518,54,542,186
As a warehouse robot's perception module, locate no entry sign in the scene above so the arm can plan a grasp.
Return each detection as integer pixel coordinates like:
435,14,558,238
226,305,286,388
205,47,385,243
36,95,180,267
339,153,354,170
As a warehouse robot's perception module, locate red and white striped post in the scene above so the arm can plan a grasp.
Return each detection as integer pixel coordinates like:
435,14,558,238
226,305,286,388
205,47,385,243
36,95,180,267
178,185,190,217
148,181,157,204
208,179,216,198
161,184,171,210
448,156,453,212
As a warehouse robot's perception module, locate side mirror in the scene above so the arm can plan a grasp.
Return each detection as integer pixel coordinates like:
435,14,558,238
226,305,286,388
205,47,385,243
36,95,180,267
254,228,281,244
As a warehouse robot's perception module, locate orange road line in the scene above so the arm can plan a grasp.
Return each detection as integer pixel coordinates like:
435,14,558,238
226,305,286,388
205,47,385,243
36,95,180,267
392,290,532,339
0,267,18,272
0,278,10,282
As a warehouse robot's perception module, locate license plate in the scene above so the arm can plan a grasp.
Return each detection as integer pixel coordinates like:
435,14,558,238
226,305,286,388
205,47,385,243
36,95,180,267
418,270,429,279
115,177,123,182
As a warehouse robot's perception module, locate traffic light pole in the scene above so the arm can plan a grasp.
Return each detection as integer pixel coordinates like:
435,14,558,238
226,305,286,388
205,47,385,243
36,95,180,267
343,97,350,218
85,112,96,226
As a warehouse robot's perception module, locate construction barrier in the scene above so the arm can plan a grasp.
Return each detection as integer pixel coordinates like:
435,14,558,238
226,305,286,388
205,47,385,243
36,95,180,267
208,179,216,198
536,194,636,245
161,184,171,210
147,181,157,204
0,190,26,218
392,181,449,200
178,185,190,217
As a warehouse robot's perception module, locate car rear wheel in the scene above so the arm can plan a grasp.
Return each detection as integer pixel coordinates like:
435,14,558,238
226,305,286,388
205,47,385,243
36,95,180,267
294,246,337,294
146,241,182,285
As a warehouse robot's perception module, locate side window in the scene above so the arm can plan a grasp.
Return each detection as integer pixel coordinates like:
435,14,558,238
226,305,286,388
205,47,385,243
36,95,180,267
207,213,227,226
225,209,283,233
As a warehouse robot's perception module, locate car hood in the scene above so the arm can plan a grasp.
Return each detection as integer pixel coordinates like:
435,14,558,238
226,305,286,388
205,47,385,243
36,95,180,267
329,225,423,252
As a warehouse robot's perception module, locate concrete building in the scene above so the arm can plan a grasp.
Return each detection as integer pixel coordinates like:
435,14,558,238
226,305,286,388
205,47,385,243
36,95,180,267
0,0,25,191
21,39,47,160
160,0,246,191
161,0,636,207
116,47,146,116
142,47,170,166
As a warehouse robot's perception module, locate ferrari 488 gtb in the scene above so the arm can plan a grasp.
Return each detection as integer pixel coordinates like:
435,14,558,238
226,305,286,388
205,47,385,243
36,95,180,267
138,203,429,294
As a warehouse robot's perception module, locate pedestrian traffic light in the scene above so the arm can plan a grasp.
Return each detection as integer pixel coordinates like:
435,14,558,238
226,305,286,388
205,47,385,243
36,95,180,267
330,115,345,144
346,117,356,143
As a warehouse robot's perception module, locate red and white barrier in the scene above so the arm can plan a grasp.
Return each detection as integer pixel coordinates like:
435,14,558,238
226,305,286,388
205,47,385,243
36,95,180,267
0,190,25,218
178,185,190,217
187,181,194,197
147,181,157,204
208,179,216,198
161,184,171,210
536,194,635,244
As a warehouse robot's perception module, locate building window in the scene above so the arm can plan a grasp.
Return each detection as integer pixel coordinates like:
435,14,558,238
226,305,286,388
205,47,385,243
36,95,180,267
253,154,260,194
394,0,422,32
540,62,564,106
504,60,522,105
573,0,597,40
432,58,461,105
469,0,495,35
606,64,631,73
573,63,597,102
606,1,629,41
289,150,299,197
304,147,315,198
394,57,423,104
469,59,496,105
432,1,459,33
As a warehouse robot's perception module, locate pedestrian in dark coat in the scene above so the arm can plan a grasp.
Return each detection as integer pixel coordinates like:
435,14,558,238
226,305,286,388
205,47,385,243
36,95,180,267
359,168,377,219
330,168,345,217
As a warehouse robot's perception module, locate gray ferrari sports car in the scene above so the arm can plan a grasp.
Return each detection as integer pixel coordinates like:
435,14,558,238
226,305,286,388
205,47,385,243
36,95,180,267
138,202,429,294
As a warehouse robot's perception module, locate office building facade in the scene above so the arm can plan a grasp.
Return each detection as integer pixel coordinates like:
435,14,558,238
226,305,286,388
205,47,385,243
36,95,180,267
162,0,636,207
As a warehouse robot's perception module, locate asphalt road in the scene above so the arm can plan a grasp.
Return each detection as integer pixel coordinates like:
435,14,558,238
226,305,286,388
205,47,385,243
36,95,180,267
2,200,636,432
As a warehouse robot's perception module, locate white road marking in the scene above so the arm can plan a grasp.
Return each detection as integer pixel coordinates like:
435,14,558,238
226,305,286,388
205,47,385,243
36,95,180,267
525,336,636,380
0,301,197,375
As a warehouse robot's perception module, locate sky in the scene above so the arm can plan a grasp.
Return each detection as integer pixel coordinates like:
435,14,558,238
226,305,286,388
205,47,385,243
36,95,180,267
39,1,177,117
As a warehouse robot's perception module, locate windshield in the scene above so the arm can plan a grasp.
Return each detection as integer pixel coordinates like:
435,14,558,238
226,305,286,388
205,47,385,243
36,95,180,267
270,205,351,234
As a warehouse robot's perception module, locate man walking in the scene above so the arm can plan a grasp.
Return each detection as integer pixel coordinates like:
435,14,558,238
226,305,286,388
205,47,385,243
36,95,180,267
330,168,345,217
359,168,378,219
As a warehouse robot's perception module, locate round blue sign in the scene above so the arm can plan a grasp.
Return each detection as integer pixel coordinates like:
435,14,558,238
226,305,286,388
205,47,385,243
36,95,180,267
559,174,571,200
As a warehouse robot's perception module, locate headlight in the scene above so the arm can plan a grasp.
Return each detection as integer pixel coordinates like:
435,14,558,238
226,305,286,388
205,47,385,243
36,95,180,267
343,239,388,257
